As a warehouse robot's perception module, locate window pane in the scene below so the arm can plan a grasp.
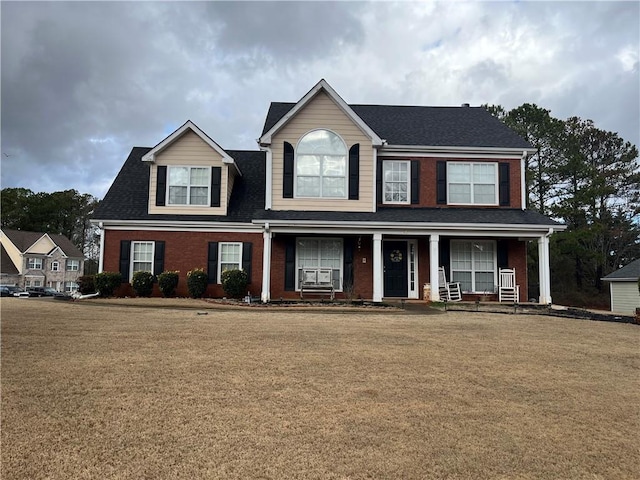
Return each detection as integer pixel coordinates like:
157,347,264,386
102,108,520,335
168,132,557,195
322,156,346,176
297,155,320,175
475,272,495,292
190,168,209,186
474,184,495,204
449,164,470,182
169,167,189,185
297,177,320,197
473,163,495,183
169,186,187,204
449,184,471,203
322,177,345,197
298,130,346,155
190,187,208,205
452,271,472,292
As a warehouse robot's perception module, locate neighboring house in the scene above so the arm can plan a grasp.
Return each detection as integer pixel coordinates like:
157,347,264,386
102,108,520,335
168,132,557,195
602,259,640,315
0,229,85,293
92,79,565,302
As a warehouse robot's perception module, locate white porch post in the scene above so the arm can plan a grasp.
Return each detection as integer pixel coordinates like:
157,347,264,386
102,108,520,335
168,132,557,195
261,229,272,303
429,234,440,301
373,233,383,302
98,224,105,273
538,234,552,304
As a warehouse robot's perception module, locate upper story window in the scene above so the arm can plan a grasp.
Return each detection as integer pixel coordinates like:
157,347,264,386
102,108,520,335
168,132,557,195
168,166,210,205
296,130,347,198
131,241,154,276
448,162,497,205
51,261,60,272
383,161,410,204
27,258,43,269
66,260,80,271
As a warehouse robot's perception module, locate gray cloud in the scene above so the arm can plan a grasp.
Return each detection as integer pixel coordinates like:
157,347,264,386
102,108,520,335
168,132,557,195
1,1,638,199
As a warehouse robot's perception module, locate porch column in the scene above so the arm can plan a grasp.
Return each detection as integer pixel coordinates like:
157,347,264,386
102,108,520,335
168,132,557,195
429,234,440,301
372,233,383,302
261,229,272,303
538,234,552,304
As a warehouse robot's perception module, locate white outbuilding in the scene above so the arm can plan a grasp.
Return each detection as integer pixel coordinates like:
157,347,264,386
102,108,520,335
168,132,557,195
602,259,640,315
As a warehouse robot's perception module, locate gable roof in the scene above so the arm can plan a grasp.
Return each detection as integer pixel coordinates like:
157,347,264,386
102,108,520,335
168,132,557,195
602,258,640,281
262,102,533,150
1,229,83,258
0,245,19,275
258,79,383,147
141,120,241,175
92,147,266,223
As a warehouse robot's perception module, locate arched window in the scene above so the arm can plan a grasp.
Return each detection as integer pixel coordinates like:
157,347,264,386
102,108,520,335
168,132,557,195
296,129,347,198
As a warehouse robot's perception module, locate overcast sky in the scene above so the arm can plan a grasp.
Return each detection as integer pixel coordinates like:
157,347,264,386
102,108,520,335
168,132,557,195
2,1,638,199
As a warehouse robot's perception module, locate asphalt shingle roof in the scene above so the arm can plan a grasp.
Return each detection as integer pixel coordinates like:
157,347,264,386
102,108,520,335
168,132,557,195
93,148,267,222
1,245,19,275
603,258,640,281
2,229,83,257
262,102,532,149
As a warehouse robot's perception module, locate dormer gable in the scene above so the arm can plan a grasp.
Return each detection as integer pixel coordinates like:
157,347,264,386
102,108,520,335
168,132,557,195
145,121,241,216
259,79,383,147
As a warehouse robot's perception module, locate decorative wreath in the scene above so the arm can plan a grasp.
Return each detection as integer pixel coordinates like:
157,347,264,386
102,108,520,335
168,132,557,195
390,250,403,262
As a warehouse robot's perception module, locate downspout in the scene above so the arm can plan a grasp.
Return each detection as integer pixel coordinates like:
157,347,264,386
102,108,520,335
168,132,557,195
521,150,527,210
98,222,105,273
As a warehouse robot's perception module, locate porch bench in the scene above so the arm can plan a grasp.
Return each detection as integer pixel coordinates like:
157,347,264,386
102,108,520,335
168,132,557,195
300,268,335,300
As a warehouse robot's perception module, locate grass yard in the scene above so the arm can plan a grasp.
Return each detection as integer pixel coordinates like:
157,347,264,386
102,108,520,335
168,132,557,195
1,298,639,479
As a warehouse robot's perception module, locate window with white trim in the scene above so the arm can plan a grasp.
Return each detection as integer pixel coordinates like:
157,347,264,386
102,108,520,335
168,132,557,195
383,160,410,204
218,242,242,278
64,281,79,293
27,258,43,269
131,241,154,276
448,162,497,205
168,166,210,205
66,260,80,271
51,261,60,272
450,240,496,293
296,130,347,198
295,238,343,290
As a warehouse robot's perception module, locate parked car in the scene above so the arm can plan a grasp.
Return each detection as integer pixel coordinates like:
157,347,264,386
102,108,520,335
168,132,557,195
27,286,67,298
0,286,30,298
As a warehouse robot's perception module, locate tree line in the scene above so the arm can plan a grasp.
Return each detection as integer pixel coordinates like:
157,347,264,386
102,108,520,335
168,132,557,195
1,188,100,274
486,104,639,307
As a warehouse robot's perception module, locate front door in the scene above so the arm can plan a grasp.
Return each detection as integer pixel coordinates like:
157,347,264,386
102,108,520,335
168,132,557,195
383,241,408,297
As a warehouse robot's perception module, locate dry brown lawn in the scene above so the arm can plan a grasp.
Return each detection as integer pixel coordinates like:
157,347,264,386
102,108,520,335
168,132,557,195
2,298,639,479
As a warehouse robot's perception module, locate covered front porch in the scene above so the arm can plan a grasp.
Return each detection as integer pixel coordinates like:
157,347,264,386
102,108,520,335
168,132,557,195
258,222,555,304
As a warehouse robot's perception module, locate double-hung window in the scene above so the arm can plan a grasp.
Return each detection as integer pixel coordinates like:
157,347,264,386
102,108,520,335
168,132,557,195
450,240,496,293
168,167,210,205
66,260,79,271
295,238,343,290
218,242,242,277
131,241,154,275
448,162,497,205
28,258,43,269
51,261,60,272
383,160,410,203
296,130,347,198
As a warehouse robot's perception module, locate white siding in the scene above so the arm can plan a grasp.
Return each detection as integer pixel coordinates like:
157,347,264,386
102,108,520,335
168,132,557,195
610,282,640,315
271,91,375,212
27,236,56,254
148,130,230,215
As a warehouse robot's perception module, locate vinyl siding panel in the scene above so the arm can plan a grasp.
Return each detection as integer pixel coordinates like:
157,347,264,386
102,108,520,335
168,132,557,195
271,91,375,212
27,236,56,254
610,282,640,315
148,131,229,215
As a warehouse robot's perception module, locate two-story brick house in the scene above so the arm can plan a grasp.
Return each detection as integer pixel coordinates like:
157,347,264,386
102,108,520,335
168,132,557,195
93,80,564,303
0,228,85,292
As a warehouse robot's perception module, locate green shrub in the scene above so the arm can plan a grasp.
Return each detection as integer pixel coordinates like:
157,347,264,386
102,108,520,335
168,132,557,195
187,268,208,298
158,271,179,297
132,271,154,297
221,269,249,298
77,275,96,294
94,272,123,297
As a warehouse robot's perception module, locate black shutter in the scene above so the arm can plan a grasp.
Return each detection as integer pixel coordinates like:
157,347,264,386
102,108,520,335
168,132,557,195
119,240,131,282
376,159,383,204
497,240,509,269
284,238,296,291
499,163,510,206
436,161,447,205
343,239,354,290
207,242,219,284
242,242,252,283
156,166,167,206
439,239,450,278
411,160,420,204
348,144,360,200
211,166,222,207
283,142,294,198
153,241,165,276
